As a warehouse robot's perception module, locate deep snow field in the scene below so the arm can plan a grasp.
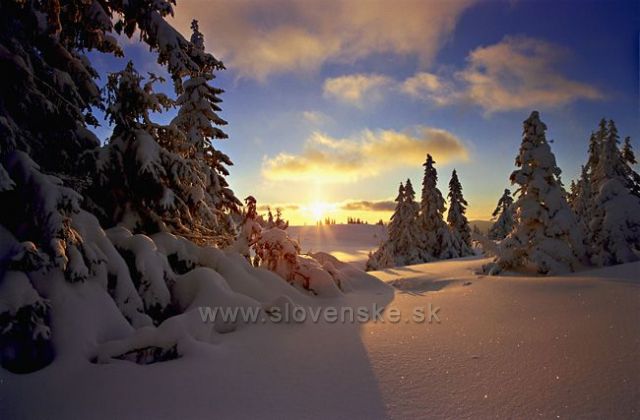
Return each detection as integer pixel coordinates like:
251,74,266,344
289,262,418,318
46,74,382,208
1,225,638,419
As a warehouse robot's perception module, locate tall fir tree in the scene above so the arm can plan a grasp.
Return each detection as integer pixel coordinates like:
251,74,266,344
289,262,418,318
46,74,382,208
170,20,241,243
419,154,455,259
366,180,422,269
569,165,593,236
446,170,473,256
488,189,514,240
489,111,584,275
588,120,640,265
366,182,405,270
394,179,423,264
620,136,640,198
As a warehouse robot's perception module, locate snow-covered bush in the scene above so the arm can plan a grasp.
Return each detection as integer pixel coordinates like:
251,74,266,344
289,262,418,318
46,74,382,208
254,228,342,296
0,270,52,373
230,196,262,260
365,243,396,271
106,228,175,323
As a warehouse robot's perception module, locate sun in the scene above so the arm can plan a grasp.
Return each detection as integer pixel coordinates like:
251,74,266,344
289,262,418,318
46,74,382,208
308,201,333,221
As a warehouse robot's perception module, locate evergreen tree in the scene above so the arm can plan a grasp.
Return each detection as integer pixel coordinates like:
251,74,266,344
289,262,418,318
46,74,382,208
488,189,514,240
621,136,636,164
0,0,219,372
446,170,473,256
620,136,640,198
91,62,194,233
394,179,423,264
588,120,640,265
569,165,593,235
367,181,421,269
418,154,452,259
489,111,584,275
170,20,241,242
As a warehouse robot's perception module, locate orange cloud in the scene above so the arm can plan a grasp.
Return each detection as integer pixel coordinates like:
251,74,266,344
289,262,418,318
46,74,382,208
457,36,603,113
262,127,469,183
171,0,477,81
324,37,603,112
400,72,457,106
323,74,394,106
340,200,396,212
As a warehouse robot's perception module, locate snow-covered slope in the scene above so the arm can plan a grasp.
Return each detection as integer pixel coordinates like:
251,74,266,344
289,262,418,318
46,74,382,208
2,255,638,419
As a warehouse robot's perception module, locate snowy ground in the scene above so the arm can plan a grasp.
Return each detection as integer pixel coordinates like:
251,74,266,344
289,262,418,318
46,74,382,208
289,224,387,268
2,227,639,419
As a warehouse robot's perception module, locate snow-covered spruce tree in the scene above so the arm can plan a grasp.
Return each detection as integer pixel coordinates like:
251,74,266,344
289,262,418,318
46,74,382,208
569,164,593,235
588,120,640,265
446,170,473,256
381,179,422,267
366,180,421,269
488,189,514,240
488,111,584,275
92,58,240,245
366,182,406,270
91,62,190,232
418,154,454,259
0,0,230,372
620,136,640,199
170,20,241,244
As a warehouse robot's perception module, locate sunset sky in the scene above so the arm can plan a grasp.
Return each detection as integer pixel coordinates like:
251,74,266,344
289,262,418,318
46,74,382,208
92,0,639,225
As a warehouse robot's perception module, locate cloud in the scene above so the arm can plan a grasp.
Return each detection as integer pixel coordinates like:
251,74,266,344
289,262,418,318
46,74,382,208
324,37,603,112
400,72,457,106
457,36,603,113
301,110,332,126
171,0,477,80
340,200,396,212
323,74,394,106
257,204,300,212
262,127,468,183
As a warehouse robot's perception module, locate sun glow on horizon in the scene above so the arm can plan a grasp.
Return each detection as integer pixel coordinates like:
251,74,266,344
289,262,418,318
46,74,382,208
304,201,336,222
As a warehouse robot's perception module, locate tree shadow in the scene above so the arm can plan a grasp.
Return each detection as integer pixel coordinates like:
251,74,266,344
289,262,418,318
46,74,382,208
390,279,457,296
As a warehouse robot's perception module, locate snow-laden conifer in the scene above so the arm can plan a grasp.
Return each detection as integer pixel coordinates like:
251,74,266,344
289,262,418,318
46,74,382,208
588,120,640,265
488,189,514,240
170,20,241,243
446,170,473,256
489,111,584,275
620,136,640,199
418,154,453,259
